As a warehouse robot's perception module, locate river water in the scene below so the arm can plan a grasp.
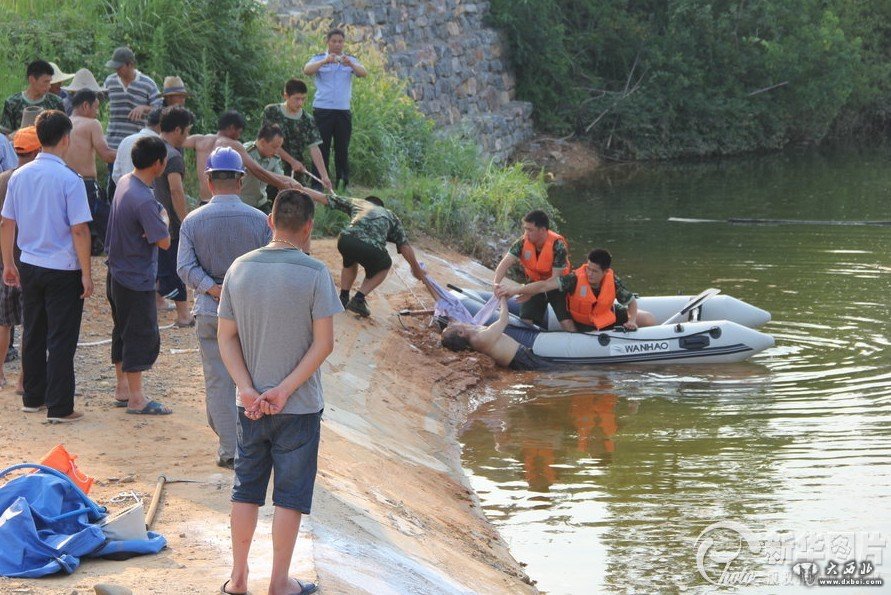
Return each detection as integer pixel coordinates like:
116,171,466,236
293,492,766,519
459,147,891,593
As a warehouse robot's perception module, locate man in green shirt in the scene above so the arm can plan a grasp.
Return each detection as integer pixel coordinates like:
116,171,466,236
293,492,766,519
241,124,284,212
262,78,332,190
301,186,423,317
1,60,64,135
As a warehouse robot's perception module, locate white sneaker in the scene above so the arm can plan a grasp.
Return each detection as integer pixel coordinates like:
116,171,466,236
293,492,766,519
21,405,46,413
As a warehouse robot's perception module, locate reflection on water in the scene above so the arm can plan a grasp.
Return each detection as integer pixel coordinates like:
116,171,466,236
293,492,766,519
460,147,891,593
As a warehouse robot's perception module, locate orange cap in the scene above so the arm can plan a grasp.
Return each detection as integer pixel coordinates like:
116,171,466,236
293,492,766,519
13,126,41,154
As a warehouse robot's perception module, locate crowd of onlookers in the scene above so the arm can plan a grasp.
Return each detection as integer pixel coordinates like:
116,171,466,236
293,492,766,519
0,29,378,595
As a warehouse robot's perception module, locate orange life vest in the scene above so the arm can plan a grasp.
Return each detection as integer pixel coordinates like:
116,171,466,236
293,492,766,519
566,265,617,329
518,230,571,281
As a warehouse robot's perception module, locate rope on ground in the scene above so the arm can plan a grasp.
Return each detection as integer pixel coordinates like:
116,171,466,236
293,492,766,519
392,265,428,311
75,322,178,348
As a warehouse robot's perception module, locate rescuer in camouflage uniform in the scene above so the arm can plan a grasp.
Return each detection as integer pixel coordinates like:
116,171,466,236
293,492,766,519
300,186,424,317
1,60,64,135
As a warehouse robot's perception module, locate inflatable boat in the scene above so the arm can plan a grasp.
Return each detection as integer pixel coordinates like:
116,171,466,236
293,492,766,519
451,287,775,365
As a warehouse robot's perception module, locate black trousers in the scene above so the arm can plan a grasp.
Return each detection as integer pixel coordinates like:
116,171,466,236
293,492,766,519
107,273,160,372
20,262,85,417
313,108,352,187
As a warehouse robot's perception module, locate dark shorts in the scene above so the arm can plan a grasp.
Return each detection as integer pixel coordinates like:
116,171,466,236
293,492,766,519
107,273,160,372
85,178,109,255
337,233,392,277
157,236,186,302
0,271,23,327
520,289,569,327
575,306,629,332
232,408,322,513
508,345,556,371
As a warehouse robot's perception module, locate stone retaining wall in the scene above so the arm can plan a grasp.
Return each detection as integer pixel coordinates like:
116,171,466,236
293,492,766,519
269,0,533,162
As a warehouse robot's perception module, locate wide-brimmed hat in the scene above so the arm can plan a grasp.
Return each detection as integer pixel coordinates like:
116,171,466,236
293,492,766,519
13,126,41,154
162,76,190,97
106,47,136,69
20,106,43,129
63,68,107,93
48,62,75,85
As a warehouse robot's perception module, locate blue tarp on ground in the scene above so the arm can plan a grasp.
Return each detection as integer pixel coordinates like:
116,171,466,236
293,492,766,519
0,465,167,578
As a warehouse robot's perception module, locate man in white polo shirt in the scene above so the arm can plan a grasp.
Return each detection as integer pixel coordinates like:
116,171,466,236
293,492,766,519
0,110,94,423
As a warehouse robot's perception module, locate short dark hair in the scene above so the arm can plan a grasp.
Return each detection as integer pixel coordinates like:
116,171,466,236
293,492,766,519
35,110,72,147
131,136,168,170
284,78,308,97
160,106,195,133
441,326,471,352
272,190,315,232
326,28,345,40
146,107,163,127
71,89,98,110
587,248,612,270
26,60,54,80
523,209,550,229
364,195,384,207
256,123,283,143
217,110,245,132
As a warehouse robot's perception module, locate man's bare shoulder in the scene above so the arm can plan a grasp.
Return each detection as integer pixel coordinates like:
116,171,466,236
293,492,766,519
187,133,218,150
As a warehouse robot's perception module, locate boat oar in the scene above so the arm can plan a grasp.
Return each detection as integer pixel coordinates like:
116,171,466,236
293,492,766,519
663,288,721,325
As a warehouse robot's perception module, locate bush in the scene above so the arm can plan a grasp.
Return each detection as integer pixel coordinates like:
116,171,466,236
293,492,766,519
489,0,890,159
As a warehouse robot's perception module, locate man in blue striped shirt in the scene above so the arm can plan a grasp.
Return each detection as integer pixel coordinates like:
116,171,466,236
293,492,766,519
103,47,162,199
177,147,271,468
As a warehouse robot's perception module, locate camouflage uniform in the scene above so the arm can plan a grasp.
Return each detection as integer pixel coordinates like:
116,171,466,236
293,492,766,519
327,194,408,251
261,104,322,176
1,92,64,134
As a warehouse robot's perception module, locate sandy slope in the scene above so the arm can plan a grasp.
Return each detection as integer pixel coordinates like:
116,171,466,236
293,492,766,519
0,238,534,595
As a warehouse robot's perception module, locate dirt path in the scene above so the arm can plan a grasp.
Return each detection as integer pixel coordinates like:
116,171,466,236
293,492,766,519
0,239,533,594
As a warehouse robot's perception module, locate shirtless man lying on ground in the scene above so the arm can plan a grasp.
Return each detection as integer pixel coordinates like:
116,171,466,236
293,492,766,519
183,110,298,202
440,296,558,371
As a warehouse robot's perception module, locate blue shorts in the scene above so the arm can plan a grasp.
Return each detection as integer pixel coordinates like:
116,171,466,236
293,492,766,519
232,409,322,513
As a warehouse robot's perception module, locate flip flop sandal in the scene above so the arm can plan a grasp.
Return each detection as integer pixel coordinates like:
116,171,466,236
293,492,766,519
113,399,129,408
220,580,250,595
126,400,173,415
290,579,318,595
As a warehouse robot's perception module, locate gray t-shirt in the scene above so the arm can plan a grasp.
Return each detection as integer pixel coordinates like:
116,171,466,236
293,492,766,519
152,141,185,239
106,173,170,291
218,247,343,414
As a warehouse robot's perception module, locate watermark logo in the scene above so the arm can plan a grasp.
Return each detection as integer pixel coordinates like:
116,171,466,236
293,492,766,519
791,561,819,586
694,521,886,588
694,521,763,587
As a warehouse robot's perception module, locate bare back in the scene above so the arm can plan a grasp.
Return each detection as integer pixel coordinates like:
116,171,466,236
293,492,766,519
67,116,103,178
187,133,219,200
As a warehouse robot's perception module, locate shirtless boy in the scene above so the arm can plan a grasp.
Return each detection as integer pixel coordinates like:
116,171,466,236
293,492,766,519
183,110,297,202
67,89,117,253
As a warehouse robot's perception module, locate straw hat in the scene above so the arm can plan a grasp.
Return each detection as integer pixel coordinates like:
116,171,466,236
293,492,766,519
63,68,107,93
48,62,75,85
162,76,190,97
